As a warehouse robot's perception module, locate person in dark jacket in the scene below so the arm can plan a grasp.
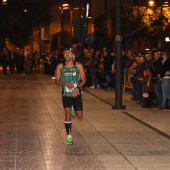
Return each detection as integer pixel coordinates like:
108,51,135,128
103,50,113,90
51,51,60,79
129,60,139,103
1,47,9,74
9,50,15,73
151,52,163,109
138,53,154,108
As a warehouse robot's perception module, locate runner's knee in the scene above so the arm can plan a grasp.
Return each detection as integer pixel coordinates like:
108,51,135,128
76,111,83,120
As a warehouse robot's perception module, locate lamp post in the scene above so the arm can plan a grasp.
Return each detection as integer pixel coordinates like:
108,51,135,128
112,0,126,110
77,0,83,62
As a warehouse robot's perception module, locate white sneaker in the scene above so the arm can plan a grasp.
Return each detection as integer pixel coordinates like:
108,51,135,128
51,77,55,80
89,86,95,88
96,85,101,88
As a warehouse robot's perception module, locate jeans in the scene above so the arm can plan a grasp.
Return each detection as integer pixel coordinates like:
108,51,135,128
153,82,162,108
90,72,99,86
105,74,112,83
161,78,170,107
136,83,143,103
132,82,139,101
3,63,7,73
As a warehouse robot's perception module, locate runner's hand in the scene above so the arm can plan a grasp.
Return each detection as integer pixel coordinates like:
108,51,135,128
71,88,78,98
65,82,74,90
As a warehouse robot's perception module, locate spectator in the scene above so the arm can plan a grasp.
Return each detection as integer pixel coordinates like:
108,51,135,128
1,47,9,74
84,52,100,88
42,51,49,75
9,50,15,73
51,51,60,79
138,53,154,108
103,50,114,90
24,49,32,73
151,52,163,110
129,60,139,103
16,49,25,73
136,56,145,104
160,51,170,110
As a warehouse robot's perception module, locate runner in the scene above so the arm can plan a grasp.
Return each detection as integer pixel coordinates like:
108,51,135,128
55,47,86,144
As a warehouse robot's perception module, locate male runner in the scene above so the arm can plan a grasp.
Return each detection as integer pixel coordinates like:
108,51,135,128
55,47,86,144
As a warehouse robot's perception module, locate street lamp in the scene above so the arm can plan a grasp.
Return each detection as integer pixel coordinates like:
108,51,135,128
62,3,69,8
165,37,170,42
148,0,155,6
24,9,28,13
1,0,7,5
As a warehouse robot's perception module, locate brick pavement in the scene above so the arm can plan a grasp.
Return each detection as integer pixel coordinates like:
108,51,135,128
0,73,169,170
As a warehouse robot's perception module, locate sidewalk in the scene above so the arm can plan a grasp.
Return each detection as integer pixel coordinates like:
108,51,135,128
0,73,169,170
85,87,170,138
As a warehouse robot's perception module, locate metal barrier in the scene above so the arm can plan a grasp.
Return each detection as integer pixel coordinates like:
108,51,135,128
123,70,133,90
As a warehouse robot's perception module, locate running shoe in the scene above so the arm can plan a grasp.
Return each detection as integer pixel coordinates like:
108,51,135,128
89,86,95,88
71,106,76,118
66,135,73,144
96,85,101,88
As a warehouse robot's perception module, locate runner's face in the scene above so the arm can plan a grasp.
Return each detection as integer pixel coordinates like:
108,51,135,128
64,50,73,61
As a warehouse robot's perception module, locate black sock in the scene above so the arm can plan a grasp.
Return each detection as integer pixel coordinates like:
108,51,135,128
64,121,72,135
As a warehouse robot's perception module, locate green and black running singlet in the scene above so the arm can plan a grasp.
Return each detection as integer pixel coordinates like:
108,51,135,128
61,62,80,97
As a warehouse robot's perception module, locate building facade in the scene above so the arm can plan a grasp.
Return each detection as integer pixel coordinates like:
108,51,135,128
32,0,135,52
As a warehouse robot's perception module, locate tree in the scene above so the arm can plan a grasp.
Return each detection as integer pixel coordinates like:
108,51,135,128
104,6,170,50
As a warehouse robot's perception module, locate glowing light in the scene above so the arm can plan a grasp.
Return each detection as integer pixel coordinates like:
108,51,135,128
165,37,170,42
149,0,155,6
62,3,69,7
162,1,169,7
2,0,7,5
59,3,69,10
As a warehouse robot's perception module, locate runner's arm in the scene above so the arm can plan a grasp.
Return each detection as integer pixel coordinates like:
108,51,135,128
76,62,86,88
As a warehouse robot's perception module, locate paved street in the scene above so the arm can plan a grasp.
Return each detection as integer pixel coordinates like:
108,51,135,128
0,73,170,170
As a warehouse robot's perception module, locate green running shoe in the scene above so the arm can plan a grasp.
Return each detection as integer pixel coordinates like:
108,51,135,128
66,135,73,144
71,106,76,118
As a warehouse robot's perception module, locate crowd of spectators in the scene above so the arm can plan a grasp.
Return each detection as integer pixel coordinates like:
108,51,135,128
81,47,115,90
1,46,170,111
127,50,170,111
0,47,64,76
77,47,170,111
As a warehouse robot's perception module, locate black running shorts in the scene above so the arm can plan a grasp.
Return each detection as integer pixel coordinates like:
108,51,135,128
62,95,83,111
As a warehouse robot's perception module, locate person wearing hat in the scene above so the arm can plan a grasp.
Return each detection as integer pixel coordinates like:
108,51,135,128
55,47,86,144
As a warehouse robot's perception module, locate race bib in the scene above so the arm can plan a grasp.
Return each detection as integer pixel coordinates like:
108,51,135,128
65,82,77,92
